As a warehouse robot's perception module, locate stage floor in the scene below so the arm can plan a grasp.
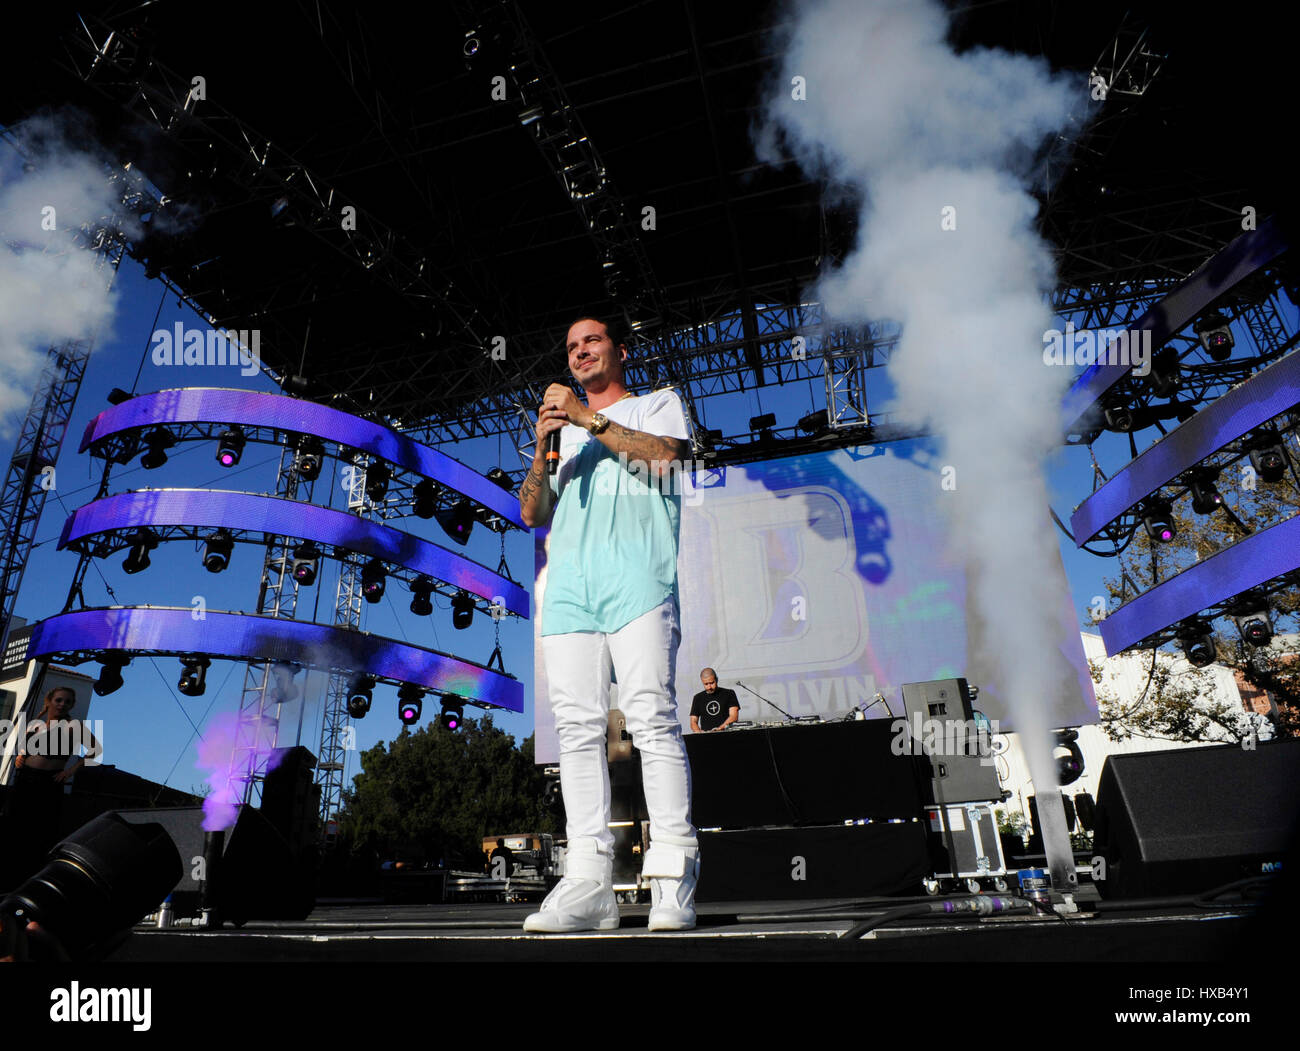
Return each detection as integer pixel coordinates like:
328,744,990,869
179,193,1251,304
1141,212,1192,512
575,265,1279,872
109,885,1278,963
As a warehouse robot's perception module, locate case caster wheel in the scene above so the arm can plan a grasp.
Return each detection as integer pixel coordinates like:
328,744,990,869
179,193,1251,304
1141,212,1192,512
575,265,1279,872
992,878,1009,893
965,878,982,894
923,879,941,896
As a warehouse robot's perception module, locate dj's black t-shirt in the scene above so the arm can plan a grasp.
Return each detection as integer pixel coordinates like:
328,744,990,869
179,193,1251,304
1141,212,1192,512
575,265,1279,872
691,687,739,731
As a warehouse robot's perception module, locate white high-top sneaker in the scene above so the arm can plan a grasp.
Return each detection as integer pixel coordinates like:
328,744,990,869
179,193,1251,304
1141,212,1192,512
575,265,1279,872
523,838,619,933
644,842,700,931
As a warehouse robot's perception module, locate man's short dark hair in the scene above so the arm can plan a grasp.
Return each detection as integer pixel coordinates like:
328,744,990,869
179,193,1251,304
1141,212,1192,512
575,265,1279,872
566,312,630,350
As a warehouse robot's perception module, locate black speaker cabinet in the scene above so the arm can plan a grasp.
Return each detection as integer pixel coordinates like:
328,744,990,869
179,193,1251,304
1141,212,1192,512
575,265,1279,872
1093,740,1300,899
686,720,923,828
901,678,975,723
115,804,316,922
697,821,928,901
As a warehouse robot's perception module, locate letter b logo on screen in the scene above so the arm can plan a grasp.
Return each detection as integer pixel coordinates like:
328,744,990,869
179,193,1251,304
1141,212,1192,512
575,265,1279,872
709,488,868,677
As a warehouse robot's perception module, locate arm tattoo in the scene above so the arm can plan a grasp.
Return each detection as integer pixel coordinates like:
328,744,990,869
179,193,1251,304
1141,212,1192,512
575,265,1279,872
519,460,553,523
604,423,685,473
519,461,545,505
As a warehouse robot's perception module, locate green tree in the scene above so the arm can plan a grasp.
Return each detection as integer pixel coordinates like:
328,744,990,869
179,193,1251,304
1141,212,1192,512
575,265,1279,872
1088,456,1300,741
336,715,556,866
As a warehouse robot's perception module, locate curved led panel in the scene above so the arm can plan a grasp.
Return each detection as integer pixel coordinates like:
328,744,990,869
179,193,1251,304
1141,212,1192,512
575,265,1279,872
78,388,525,528
1071,349,1300,545
58,489,529,617
1099,515,1300,655
1060,217,1289,435
23,607,523,712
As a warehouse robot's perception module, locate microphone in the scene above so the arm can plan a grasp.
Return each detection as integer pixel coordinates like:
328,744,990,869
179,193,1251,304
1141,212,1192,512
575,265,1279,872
542,372,577,476
546,428,561,476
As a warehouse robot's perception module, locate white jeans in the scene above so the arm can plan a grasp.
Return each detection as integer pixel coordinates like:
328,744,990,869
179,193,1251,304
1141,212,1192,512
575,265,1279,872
542,599,696,855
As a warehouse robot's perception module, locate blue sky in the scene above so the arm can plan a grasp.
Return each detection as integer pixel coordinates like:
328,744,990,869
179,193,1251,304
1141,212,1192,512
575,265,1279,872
6,248,1278,796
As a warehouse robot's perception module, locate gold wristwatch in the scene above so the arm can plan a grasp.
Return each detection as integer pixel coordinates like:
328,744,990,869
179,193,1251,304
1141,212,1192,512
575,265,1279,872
588,412,611,435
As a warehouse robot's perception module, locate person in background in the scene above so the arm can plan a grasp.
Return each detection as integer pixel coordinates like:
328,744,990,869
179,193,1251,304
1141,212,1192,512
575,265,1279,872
691,668,740,732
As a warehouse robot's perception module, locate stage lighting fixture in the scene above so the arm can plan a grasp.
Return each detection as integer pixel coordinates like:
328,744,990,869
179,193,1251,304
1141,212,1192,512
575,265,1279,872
295,435,324,480
1102,402,1133,432
413,479,437,519
1141,499,1176,544
178,655,210,696
486,467,512,491
107,388,131,405
216,426,246,467
440,700,464,732
347,676,375,719
93,653,130,697
749,413,776,432
1194,311,1234,361
798,410,828,434
292,542,320,585
122,528,159,574
437,499,475,546
140,428,175,470
203,530,234,573
410,575,434,617
1147,347,1181,399
361,558,387,603
364,462,391,502
1188,471,1223,515
604,269,629,299
463,29,481,58
452,591,474,630
1249,432,1289,483
1234,604,1273,647
568,161,606,200
1053,728,1084,786
398,683,424,725
1176,621,1216,668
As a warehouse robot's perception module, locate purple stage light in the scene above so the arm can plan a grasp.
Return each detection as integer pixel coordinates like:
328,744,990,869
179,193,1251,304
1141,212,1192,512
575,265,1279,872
23,607,524,712
79,388,526,527
58,490,530,616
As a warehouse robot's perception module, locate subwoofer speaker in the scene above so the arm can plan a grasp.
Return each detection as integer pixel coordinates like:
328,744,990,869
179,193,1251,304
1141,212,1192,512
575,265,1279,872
1092,740,1300,899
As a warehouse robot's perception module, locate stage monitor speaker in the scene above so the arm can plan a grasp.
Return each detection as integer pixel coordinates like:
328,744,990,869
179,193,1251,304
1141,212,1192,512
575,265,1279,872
1092,740,1300,900
261,745,319,849
697,822,928,902
115,804,316,922
1028,792,1077,837
1074,792,1096,831
900,678,1000,804
901,678,974,723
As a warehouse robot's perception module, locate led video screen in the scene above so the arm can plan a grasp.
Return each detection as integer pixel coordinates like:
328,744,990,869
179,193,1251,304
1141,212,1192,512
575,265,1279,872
532,440,1096,763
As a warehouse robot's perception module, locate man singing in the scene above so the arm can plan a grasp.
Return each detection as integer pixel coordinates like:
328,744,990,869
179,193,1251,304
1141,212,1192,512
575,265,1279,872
519,314,699,932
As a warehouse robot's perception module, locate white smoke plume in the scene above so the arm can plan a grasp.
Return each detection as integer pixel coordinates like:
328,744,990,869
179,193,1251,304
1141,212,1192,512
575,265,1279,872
0,111,134,429
760,0,1088,825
